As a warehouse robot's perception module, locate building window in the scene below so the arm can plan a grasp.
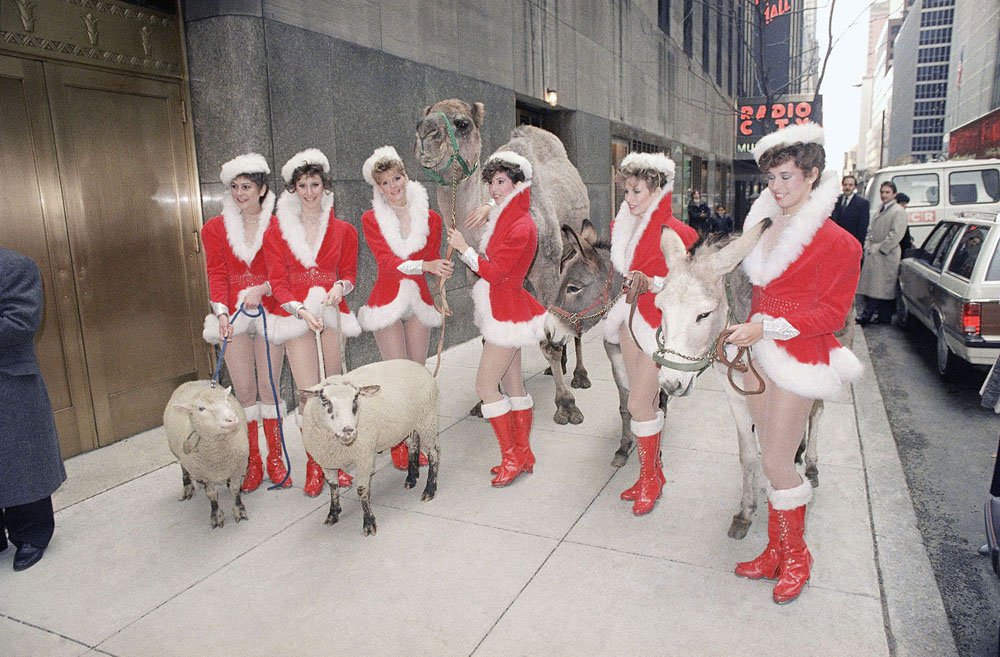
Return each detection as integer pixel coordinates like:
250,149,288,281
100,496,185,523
912,135,944,152
916,64,948,82
913,118,945,134
920,8,954,27
702,0,711,74
715,0,724,85
658,0,670,35
917,45,950,63
727,4,734,96
918,27,952,46
914,100,946,116
683,0,693,56
922,0,955,8
915,82,947,99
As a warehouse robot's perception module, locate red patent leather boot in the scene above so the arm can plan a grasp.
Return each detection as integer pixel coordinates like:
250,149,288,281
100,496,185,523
620,412,664,503
337,469,352,489
630,433,664,515
262,415,292,488
734,502,781,580
766,479,813,604
390,441,429,470
482,398,524,487
304,453,325,497
492,395,535,475
240,416,263,493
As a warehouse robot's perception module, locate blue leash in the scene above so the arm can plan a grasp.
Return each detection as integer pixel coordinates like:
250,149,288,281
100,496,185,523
212,304,292,490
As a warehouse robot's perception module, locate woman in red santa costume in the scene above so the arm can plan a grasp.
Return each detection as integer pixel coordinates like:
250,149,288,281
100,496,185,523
202,153,287,493
601,153,698,516
446,151,545,487
726,123,862,604
358,146,453,470
263,148,360,496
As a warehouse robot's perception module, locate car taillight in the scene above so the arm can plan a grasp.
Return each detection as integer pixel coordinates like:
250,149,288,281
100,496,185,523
962,302,981,336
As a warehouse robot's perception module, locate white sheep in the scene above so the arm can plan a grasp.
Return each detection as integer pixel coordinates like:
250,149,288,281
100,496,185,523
298,359,440,536
164,381,249,528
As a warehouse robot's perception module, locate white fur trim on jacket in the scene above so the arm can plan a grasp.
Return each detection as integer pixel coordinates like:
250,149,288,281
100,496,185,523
741,171,841,286
480,396,512,419
243,403,261,422
220,153,270,186
259,400,287,419
275,190,335,268
358,279,442,331
750,312,863,399
265,286,361,344
620,152,675,191
371,181,430,257
751,123,825,163
631,410,664,437
472,279,546,348
281,148,329,184
486,150,533,181
362,146,402,186
609,187,669,275
202,288,263,345
222,191,275,264
479,183,530,255
768,478,813,510
509,394,533,411
600,296,658,355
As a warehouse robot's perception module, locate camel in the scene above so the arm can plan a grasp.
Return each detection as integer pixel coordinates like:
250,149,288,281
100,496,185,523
652,224,854,538
415,99,593,424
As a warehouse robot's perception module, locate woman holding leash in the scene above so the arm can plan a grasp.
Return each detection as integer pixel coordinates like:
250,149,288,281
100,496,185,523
201,153,286,493
263,148,360,496
358,146,453,469
602,152,698,516
447,151,545,488
726,123,862,604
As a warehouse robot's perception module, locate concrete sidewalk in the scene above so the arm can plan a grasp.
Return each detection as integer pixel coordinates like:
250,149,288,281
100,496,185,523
0,331,958,657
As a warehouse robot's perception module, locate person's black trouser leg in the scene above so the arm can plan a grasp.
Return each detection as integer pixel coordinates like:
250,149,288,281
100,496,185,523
0,509,7,552
1,497,55,550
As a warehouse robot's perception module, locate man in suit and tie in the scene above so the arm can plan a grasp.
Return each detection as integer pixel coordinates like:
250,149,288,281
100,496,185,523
831,175,870,246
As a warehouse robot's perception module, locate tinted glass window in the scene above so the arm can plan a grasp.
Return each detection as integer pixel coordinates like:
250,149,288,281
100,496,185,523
986,239,1000,282
949,169,1000,205
918,220,953,261
930,223,963,271
946,225,989,279
892,173,940,207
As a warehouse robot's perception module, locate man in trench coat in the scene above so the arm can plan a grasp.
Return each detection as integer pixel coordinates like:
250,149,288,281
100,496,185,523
856,182,909,324
1,247,66,571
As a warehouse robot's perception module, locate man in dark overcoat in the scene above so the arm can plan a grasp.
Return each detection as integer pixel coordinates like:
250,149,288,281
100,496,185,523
831,174,870,246
1,247,66,571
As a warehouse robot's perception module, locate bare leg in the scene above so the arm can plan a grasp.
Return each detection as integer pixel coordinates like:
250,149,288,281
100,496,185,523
403,317,431,364
222,333,259,408
252,335,284,406
284,332,321,389
499,348,525,398
373,321,408,361
747,368,815,489
476,343,519,404
319,327,345,377
618,325,660,422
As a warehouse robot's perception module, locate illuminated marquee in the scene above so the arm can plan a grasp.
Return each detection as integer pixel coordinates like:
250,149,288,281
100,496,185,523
735,95,823,157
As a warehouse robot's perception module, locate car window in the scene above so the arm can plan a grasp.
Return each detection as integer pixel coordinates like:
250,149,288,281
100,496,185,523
946,225,989,279
916,221,953,263
892,173,940,207
987,240,1000,282
949,169,1000,205
930,223,963,271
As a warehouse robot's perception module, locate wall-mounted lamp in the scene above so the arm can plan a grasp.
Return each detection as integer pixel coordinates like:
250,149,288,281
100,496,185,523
545,88,558,107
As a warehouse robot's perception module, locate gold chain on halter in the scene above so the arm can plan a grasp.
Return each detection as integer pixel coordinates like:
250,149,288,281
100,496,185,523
432,161,461,377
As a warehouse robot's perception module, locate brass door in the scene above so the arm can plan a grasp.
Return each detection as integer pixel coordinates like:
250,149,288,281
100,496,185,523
42,62,207,445
0,55,96,457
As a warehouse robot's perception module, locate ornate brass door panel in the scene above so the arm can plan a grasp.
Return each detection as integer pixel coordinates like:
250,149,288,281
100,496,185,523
0,55,96,457
45,62,206,445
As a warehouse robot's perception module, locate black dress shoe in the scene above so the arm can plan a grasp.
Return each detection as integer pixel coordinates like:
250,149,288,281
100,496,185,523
856,316,872,326
13,543,45,571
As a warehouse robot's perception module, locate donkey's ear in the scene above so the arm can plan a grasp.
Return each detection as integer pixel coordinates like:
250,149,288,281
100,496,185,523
660,226,689,270
562,224,596,261
578,219,599,246
706,218,771,276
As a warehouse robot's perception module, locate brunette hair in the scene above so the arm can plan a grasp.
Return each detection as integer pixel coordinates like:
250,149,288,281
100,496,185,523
757,141,825,189
841,174,857,185
285,163,333,192
482,159,526,185
880,180,897,193
616,165,669,191
232,172,269,203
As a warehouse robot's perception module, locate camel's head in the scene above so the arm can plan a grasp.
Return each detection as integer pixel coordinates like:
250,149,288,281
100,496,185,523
655,220,770,397
415,99,484,179
544,221,617,346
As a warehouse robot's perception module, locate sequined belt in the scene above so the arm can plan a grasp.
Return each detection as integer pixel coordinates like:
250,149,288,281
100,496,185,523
752,288,801,316
232,270,266,288
288,268,337,286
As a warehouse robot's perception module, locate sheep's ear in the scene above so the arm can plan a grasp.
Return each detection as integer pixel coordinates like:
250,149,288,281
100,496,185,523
297,389,320,408
224,386,232,395
170,402,192,413
357,385,381,397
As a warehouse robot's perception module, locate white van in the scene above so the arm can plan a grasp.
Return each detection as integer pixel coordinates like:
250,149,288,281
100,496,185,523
865,159,1000,245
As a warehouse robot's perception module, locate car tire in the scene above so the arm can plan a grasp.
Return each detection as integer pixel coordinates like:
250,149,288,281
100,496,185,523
935,321,962,378
896,292,915,328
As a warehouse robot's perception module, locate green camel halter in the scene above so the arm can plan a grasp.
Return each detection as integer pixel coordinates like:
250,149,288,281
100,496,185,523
421,111,478,185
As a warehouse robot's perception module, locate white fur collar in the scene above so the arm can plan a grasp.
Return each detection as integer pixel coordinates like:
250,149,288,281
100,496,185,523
479,182,531,254
610,187,668,274
275,190,335,268
741,170,840,286
221,191,275,264
371,180,430,258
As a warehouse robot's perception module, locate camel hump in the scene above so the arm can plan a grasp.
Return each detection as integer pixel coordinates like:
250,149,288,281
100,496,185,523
510,125,569,162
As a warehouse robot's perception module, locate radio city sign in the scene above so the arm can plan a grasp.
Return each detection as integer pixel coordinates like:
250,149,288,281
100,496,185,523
736,95,823,158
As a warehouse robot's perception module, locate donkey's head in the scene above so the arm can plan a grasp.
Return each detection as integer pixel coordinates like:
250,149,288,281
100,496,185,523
655,220,771,396
544,220,619,346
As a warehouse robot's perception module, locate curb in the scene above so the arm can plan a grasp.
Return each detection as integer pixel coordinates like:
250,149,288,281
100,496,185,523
853,329,959,657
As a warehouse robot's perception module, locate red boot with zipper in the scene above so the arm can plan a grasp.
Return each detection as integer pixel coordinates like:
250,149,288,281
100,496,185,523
261,403,291,488
240,404,263,493
620,412,665,502
482,398,525,487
